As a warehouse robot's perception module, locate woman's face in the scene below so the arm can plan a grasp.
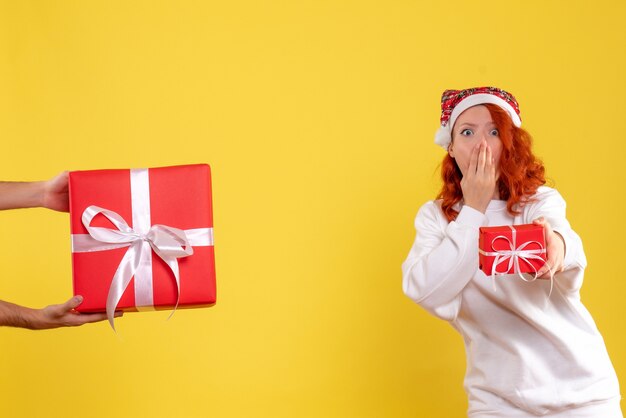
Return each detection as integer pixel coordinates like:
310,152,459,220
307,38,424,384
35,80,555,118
449,105,503,176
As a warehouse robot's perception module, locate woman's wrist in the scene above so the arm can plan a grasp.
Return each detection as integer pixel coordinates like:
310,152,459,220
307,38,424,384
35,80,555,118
463,199,488,214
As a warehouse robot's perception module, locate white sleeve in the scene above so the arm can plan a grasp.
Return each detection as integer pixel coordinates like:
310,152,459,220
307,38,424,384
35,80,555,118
402,201,487,321
523,187,586,294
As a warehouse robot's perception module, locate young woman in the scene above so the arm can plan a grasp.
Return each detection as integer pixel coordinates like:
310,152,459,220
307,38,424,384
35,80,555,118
402,87,622,417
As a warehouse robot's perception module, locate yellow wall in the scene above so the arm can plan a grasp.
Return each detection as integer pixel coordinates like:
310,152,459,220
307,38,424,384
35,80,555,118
1,1,624,417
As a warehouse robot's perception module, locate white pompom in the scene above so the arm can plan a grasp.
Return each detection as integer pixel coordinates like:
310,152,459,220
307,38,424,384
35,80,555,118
434,126,451,150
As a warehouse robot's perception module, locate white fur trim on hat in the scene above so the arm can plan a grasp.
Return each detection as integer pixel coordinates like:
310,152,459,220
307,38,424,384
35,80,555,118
435,125,452,149
434,93,522,150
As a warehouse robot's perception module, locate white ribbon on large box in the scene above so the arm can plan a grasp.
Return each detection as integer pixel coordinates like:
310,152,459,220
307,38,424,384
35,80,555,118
71,168,213,329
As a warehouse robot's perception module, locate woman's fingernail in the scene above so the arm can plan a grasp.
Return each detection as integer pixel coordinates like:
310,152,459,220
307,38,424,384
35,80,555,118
75,295,83,303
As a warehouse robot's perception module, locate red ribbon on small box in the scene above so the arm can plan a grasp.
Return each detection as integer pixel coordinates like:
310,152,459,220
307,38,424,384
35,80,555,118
479,224,550,292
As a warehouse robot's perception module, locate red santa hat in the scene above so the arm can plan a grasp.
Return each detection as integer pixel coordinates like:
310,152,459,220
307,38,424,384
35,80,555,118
434,87,522,149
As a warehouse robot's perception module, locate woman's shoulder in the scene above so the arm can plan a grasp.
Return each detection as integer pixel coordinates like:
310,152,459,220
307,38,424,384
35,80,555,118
418,198,454,214
416,198,466,219
416,199,441,215
414,199,447,224
519,186,567,217
528,186,566,203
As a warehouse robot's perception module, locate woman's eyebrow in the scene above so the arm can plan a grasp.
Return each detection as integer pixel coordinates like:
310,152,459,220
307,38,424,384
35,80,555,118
458,122,497,128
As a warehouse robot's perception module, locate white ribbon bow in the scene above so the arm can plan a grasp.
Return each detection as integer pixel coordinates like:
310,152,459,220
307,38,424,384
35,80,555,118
479,225,553,296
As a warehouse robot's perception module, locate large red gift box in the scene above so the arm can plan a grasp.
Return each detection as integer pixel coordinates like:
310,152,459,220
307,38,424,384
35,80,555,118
479,224,546,277
69,164,216,321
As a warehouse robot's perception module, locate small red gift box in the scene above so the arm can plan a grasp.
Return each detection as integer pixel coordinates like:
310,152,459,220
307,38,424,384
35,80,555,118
69,164,216,325
479,224,547,277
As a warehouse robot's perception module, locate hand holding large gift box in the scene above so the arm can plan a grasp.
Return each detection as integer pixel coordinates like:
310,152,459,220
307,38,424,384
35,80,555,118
69,164,216,328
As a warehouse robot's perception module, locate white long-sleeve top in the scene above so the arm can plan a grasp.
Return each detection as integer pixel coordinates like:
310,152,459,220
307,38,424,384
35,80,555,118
402,187,621,416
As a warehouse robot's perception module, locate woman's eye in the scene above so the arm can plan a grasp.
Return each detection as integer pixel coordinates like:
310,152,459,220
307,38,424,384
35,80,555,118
460,129,473,136
490,129,499,136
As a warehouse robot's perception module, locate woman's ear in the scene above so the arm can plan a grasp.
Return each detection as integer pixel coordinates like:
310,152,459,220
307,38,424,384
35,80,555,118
448,143,455,159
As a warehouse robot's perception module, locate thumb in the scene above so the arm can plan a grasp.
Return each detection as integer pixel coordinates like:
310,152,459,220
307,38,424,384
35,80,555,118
63,295,84,311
